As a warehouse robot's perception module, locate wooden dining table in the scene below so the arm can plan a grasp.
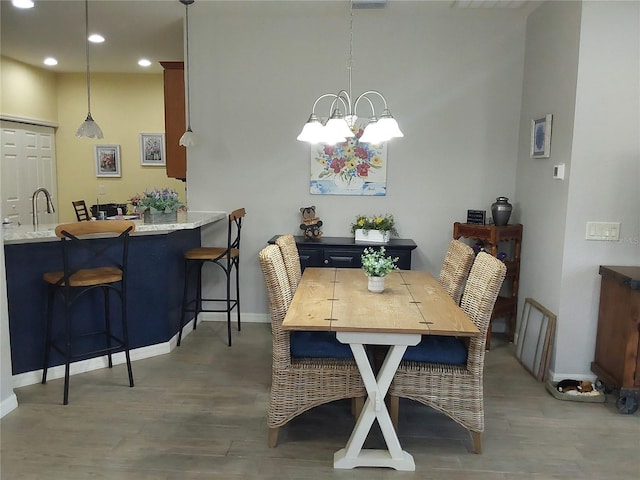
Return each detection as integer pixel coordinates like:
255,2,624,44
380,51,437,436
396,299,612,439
282,267,479,471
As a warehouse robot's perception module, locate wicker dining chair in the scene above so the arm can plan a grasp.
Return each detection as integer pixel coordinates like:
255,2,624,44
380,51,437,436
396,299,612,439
389,252,506,454
439,239,475,304
274,234,302,295
258,245,366,447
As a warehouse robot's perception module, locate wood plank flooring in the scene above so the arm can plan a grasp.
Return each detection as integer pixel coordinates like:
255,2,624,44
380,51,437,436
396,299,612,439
2,322,639,479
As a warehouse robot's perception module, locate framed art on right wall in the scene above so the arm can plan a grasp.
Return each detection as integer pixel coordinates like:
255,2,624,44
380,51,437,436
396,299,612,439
530,114,553,158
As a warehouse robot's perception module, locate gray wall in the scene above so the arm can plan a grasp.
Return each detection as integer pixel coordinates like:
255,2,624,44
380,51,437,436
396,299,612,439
559,1,639,376
516,0,640,378
186,1,527,326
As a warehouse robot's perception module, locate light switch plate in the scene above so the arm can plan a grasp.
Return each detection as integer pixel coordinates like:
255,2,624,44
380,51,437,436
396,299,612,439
586,221,620,241
553,164,565,180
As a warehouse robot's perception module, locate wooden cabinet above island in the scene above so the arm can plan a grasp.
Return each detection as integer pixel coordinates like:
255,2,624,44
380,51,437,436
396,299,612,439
160,61,187,180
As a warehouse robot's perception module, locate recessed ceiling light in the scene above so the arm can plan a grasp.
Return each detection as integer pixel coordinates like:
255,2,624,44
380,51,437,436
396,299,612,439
88,34,105,43
12,0,34,9
138,59,152,67
43,57,58,66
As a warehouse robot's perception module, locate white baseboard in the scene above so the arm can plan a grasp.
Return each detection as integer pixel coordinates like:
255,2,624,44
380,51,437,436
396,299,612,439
11,314,270,390
197,312,270,324
0,392,18,419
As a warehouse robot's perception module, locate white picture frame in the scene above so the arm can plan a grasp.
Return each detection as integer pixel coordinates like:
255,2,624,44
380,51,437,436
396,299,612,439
530,114,553,158
139,133,166,166
95,145,121,177
515,298,556,382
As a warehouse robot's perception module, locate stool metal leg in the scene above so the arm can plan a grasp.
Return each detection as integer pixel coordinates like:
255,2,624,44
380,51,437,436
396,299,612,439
195,260,203,330
104,287,113,368
63,292,72,405
177,259,191,346
226,262,232,347
120,285,134,388
235,257,241,332
42,286,55,384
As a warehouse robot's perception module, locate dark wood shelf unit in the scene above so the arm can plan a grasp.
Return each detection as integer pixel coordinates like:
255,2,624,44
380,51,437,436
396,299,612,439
453,222,523,349
267,236,417,271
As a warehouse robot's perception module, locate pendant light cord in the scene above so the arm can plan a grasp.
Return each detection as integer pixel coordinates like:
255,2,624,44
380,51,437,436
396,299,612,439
184,2,192,131
84,0,92,115
347,0,353,108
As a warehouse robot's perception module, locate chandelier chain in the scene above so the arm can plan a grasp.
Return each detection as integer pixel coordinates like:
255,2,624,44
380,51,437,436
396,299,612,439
347,0,354,104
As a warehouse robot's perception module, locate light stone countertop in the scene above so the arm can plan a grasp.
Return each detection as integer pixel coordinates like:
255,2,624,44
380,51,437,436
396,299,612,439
2,211,226,245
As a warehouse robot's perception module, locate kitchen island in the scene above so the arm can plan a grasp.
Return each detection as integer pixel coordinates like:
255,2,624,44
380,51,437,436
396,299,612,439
3,211,225,380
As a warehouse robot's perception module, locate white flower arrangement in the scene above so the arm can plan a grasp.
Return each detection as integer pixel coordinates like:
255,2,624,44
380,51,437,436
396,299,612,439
361,246,399,277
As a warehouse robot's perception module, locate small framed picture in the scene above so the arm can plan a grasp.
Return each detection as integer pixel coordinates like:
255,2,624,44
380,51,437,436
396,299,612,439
530,114,553,158
139,133,166,166
95,145,121,177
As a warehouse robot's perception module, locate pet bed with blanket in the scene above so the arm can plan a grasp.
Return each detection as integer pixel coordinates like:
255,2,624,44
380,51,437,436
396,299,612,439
545,380,605,403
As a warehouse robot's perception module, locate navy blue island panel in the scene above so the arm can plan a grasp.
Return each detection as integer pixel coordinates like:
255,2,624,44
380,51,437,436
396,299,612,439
4,228,200,375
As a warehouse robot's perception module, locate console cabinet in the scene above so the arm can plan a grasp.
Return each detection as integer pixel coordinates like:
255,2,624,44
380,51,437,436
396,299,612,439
591,266,640,414
267,236,417,271
453,222,523,349
160,61,186,180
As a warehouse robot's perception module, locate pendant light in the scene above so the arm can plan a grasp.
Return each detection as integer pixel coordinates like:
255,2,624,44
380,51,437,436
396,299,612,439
179,0,197,147
297,0,403,145
76,0,103,139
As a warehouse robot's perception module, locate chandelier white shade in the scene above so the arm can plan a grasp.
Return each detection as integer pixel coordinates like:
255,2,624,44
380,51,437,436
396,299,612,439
76,0,103,139
297,90,403,145
297,2,402,145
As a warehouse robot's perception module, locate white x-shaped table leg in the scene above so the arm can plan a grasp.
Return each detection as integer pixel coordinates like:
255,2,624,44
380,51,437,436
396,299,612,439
334,332,420,471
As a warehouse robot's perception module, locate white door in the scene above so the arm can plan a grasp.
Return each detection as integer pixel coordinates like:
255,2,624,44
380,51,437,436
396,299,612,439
1,120,58,226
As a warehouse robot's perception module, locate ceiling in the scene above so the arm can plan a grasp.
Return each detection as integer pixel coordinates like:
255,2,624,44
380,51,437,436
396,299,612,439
0,0,185,74
1,0,537,75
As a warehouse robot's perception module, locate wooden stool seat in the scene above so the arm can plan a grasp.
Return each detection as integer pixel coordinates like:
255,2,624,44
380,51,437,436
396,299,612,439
183,247,239,261
44,267,123,287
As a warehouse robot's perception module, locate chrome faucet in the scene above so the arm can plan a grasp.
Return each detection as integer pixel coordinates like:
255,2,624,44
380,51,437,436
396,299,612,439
32,187,55,227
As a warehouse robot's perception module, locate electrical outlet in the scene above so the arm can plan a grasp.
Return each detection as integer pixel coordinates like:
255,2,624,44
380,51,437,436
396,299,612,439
98,185,106,195
586,221,621,241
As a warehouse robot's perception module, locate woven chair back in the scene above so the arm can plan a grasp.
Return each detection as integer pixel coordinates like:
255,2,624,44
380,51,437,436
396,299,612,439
275,234,302,295
258,244,293,367
439,239,475,304
460,252,506,375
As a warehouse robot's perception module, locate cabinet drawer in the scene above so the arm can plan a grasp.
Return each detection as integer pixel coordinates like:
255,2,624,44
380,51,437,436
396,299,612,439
297,247,323,270
324,249,361,268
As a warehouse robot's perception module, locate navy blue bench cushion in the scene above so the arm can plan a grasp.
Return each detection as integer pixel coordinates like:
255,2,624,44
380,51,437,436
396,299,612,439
290,331,353,359
402,335,468,365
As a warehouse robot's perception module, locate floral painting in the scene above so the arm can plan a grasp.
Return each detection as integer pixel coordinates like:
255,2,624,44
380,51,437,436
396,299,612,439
139,133,166,166
94,145,121,177
310,127,387,196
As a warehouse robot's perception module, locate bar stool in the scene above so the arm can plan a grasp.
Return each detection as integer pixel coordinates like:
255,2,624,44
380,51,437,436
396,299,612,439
178,208,246,347
42,220,135,405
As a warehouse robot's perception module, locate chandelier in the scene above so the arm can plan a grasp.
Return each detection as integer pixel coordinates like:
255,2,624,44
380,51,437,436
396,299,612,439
297,1,403,145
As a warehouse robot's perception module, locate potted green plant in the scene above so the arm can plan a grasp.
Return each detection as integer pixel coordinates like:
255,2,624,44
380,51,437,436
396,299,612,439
135,188,185,224
351,214,398,243
361,246,399,293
